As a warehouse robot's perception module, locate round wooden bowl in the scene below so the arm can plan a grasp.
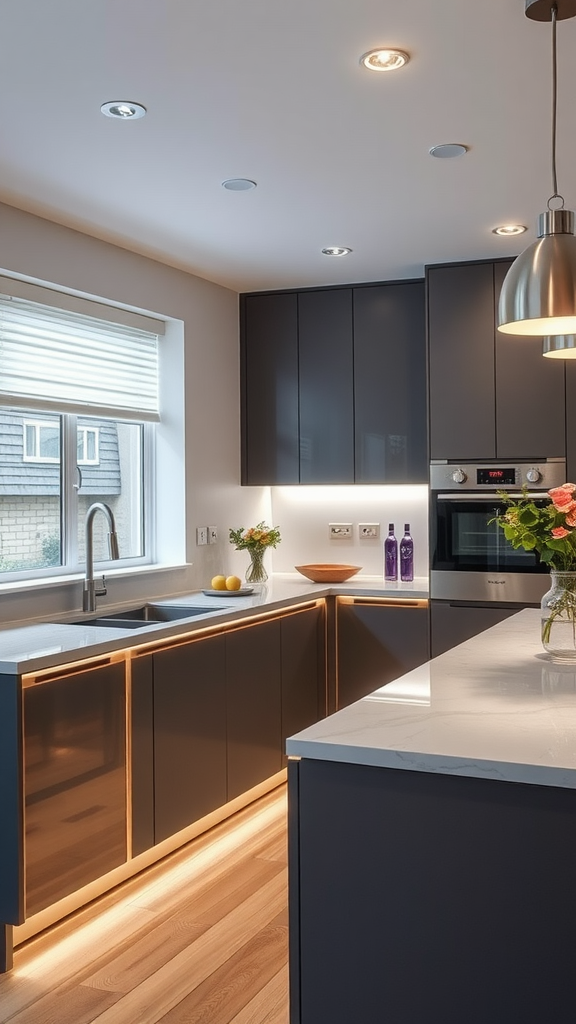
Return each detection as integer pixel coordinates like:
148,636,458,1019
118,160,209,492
295,563,362,583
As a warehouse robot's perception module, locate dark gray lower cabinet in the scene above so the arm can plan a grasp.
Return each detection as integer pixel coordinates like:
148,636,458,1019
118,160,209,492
289,757,576,1024
430,600,523,658
226,620,283,801
152,635,227,844
336,601,429,709
280,604,325,752
130,605,324,850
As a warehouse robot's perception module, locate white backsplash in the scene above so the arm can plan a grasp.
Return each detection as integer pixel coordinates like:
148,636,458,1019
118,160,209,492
270,485,429,578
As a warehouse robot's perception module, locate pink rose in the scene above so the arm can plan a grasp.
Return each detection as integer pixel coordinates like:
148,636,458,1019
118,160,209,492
566,511,576,527
551,526,570,539
549,486,576,510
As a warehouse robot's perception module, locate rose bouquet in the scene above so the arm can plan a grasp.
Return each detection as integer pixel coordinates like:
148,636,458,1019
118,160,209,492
494,483,576,652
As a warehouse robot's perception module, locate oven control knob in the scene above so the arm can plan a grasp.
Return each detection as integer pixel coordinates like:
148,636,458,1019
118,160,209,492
451,468,467,484
526,467,541,484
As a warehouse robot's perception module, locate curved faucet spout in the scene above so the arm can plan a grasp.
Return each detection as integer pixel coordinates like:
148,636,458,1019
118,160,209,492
83,502,120,612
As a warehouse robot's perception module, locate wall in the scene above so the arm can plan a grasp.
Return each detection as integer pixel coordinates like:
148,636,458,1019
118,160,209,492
0,202,268,624
269,485,428,579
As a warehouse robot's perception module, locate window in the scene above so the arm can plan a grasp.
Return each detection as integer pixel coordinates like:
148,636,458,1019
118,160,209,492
0,284,163,580
77,426,100,465
23,418,60,462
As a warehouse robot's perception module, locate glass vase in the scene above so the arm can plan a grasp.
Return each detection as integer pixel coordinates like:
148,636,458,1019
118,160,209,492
541,571,576,661
245,547,268,585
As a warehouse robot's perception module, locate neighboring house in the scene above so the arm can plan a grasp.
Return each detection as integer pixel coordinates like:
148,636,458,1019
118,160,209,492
0,410,121,570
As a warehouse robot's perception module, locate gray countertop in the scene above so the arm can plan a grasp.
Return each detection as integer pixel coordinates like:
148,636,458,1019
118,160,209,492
0,573,429,673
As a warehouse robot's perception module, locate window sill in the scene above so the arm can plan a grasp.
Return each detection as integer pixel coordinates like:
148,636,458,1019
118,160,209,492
0,562,192,595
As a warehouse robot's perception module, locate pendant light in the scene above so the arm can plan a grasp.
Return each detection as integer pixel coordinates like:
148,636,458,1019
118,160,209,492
497,0,576,351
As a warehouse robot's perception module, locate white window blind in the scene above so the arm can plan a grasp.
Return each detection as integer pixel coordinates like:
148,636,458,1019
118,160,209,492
0,293,160,420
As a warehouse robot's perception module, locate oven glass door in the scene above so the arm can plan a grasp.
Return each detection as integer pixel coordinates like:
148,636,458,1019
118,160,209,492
432,494,550,574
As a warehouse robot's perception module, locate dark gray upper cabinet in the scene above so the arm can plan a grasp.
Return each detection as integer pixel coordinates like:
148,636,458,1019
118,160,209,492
427,258,565,461
493,260,565,460
241,292,299,484
241,280,426,484
298,288,355,483
566,364,576,482
354,282,427,483
428,261,497,460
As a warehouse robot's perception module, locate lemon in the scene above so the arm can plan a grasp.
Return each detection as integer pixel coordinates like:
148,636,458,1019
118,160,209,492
226,575,242,591
211,575,227,590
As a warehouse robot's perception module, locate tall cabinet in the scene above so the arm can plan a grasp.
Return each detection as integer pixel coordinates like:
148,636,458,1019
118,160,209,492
427,258,566,462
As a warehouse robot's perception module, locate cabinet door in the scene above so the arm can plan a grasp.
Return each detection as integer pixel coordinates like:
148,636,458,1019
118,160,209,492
494,261,565,459
298,288,354,483
153,635,227,844
131,653,155,856
280,605,325,754
430,600,520,658
226,619,282,800
354,281,427,482
241,292,300,484
428,262,496,460
566,363,576,482
336,602,429,709
24,661,127,917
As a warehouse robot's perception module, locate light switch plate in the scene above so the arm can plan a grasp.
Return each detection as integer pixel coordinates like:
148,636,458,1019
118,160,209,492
329,523,352,540
196,526,208,545
359,523,380,539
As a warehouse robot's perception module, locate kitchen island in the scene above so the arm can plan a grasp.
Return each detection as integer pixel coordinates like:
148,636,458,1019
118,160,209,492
287,609,576,1024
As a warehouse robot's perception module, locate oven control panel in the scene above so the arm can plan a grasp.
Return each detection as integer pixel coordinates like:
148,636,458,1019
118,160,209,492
430,460,566,492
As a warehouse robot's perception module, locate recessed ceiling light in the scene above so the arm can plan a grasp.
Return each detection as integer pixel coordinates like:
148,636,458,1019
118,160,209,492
221,178,257,191
360,48,410,72
429,143,468,158
100,101,147,119
322,247,352,257
492,224,528,236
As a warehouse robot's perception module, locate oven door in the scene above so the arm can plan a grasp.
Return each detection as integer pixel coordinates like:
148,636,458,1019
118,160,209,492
430,492,551,603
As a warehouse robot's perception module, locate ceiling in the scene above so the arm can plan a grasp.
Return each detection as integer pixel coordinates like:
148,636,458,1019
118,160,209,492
2,0,576,294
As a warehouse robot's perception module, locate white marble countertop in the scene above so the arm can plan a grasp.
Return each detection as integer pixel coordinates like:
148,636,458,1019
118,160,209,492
286,608,576,790
0,574,428,673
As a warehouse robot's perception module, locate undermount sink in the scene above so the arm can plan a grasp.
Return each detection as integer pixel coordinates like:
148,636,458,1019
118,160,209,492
73,604,223,629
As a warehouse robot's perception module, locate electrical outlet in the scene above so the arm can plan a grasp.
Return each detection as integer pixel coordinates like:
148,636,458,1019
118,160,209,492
329,522,353,540
359,523,380,540
208,526,218,544
196,526,208,546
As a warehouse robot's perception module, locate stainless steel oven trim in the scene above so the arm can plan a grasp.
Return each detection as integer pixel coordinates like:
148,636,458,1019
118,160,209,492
436,492,548,501
430,570,549,604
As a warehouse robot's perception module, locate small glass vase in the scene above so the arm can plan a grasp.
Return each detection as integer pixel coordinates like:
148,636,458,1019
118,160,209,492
541,570,576,661
245,547,268,585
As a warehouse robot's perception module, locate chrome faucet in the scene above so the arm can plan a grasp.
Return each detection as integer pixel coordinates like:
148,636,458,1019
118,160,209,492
82,502,120,612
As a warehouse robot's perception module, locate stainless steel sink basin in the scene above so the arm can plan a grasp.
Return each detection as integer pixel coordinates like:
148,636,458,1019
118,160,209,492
73,604,223,628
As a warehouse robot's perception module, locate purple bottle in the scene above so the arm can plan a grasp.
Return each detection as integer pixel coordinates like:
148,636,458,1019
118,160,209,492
400,523,414,582
384,523,398,581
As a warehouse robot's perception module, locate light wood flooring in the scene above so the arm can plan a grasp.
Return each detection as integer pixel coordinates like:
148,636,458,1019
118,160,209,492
0,786,289,1024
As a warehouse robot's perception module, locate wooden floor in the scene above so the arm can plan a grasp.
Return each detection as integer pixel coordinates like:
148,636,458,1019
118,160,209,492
0,786,289,1024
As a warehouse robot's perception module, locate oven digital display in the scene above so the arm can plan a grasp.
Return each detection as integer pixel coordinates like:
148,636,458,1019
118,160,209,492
477,468,516,485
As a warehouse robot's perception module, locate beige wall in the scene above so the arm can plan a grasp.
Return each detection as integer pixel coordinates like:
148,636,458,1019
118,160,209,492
0,202,268,623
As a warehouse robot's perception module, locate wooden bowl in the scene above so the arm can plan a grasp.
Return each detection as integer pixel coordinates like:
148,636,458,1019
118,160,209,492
295,563,362,583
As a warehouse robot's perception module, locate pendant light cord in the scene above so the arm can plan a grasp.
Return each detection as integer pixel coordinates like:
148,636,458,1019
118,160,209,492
549,2,563,208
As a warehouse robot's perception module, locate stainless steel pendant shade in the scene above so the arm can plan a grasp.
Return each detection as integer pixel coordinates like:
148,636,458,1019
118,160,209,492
498,209,576,336
542,334,576,357
497,0,576,344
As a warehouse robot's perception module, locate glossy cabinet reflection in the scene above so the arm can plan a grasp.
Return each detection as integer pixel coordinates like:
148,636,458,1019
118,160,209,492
24,660,126,917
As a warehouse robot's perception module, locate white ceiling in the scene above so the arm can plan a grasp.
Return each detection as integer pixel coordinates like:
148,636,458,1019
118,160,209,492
1,0,575,294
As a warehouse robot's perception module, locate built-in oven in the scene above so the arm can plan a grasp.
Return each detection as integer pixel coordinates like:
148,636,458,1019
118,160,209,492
430,459,567,656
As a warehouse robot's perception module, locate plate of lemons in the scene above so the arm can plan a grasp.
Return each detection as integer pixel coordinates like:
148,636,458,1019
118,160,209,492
203,575,254,596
